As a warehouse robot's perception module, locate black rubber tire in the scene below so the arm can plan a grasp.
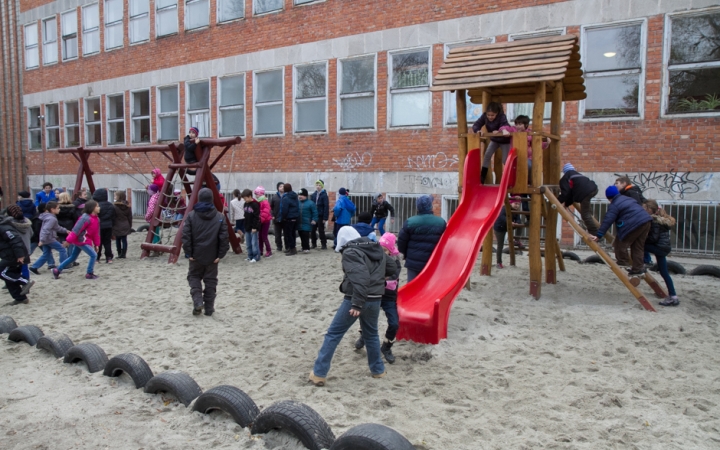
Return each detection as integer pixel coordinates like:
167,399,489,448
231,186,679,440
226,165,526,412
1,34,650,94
250,400,335,450
103,353,154,388
36,332,75,358
192,385,260,428
0,315,18,334
562,251,581,262
329,423,414,450
144,370,203,407
136,224,150,232
689,264,720,279
584,254,606,265
502,247,523,255
7,325,44,346
63,343,109,373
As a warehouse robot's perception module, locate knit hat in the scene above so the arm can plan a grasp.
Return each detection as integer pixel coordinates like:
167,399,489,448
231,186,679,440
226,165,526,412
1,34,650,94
18,191,31,199
254,186,265,196
198,187,213,203
7,205,24,220
335,226,361,252
298,188,309,197
379,232,400,256
189,127,199,135
562,163,575,173
605,185,619,200
417,195,434,214
148,184,160,193
338,187,348,196
315,180,324,188
357,212,372,224
509,196,522,204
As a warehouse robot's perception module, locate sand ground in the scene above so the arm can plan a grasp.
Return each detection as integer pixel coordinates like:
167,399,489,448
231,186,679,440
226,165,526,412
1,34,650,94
2,230,720,449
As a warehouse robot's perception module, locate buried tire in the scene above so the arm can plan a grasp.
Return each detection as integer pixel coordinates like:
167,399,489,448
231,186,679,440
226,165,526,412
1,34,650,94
251,400,335,450
103,353,154,388
7,325,44,346
502,247,522,255
36,332,75,358
136,224,150,232
0,315,18,334
562,251,581,262
689,265,720,279
584,255,605,265
144,370,202,407
63,343,109,373
329,423,415,450
192,385,260,428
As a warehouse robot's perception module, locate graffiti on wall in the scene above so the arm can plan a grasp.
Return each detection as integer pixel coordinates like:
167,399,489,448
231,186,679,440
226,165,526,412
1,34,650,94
616,171,713,200
403,174,457,189
333,152,373,171
406,152,458,170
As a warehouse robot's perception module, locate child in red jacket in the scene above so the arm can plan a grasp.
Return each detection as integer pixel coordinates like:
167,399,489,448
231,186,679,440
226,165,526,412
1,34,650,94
53,200,101,280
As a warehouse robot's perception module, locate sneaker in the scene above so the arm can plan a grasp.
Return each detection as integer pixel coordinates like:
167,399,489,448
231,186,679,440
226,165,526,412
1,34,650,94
245,257,251,261
372,371,387,379
72,262,80,267
8,299,29,305
249,259,257,263
20,280,35,296
193,307,203,316
320,245,328,250
311,244,317,249
29,267,40,275
627,268,646,276
354,331,365,350
302,250,310,254
659,296,680,307
264,252,272,258
52,268,60,279
106,258,113,264
381,341,396,364
47,265,56,270
85,273,99,280
308,371,326,387
496,263,504,269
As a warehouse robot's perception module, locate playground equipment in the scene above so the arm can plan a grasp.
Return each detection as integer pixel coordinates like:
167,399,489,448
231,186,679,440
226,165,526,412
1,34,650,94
398,35,663,344
58,137,243,263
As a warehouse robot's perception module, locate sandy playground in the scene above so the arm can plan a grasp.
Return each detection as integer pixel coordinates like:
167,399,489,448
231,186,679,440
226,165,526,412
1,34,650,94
2,230,720,450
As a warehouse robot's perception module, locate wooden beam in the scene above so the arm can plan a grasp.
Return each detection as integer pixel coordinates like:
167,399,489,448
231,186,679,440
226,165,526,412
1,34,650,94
528,82,546,299
431,75,566,92
509,132,528,194
443,50,572,68
437,60,569,78
481,90,494,277
505,197,517,266
456,90,469,197
448,36,574,55
544,81,564,284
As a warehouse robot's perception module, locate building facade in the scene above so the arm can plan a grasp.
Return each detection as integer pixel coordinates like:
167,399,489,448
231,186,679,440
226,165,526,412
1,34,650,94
8,0,720,252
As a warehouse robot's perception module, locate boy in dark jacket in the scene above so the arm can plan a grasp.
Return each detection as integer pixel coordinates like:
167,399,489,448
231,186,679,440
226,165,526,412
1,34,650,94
591,186,652,275
310,180,329,250
16,191,37,219
1,205,31,304
398,195,447,282
241,189,261,262
615,176,645,204
183,127,200,175
643,200,679,306
370,193,395,236
270,182,284,252
92,188,116,263
278,183,300,256
558,163,599,235
181,188,229,316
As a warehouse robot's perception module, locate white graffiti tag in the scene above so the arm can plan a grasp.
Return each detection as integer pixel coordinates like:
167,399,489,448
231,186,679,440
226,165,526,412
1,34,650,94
333,152,373,171
406,152,459,169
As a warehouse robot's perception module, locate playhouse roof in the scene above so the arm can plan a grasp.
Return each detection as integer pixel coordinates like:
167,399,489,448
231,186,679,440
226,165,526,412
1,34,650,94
430,34,586,104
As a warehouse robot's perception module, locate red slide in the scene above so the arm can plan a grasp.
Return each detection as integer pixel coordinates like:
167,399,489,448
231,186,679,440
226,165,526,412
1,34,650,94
396,147,518,345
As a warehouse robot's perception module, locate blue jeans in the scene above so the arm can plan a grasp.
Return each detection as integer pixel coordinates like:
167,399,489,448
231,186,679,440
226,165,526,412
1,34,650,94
381,299,399,341
32,241,67,269
645,244,676,296
313,298,384,378
407,268,419,283
246,231,260,261
57,244,97,274
234,219,245,233
370,217,387,235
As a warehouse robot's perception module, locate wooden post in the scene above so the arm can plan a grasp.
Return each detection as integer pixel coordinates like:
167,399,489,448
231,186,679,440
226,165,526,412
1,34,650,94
480,91,493,276
505,197,516,266
456,90,468,197
544,81,563,284
510,133,528,193
528,82,545,298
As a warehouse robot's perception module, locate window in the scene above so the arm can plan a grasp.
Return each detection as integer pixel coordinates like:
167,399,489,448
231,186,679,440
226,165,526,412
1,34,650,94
339,55,375,131
28,107,41,150
444,40,492,126
664,9,720,115
254,0,281,15
105,0,123,50
24,23,39,69
186,0,209,30
65,101,80,146
219,75,245,136
45,104,60,148
85,98,102,146
218,0,244,22
295,0,318,4
254,69,284,135
129,0,150,43
132,90,151,143
156,0,178,37
82,4,99,55
61,11,78,60
187,80,210,136
389,49,431,127
158,85,179,140
107,94,125,145
294,63,327,133
42,17,58,65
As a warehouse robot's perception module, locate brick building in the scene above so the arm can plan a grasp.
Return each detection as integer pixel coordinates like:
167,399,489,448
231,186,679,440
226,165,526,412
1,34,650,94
5,0,720,252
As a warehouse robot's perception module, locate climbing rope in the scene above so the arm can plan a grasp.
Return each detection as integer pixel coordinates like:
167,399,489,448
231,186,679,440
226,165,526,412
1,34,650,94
95,152,151,187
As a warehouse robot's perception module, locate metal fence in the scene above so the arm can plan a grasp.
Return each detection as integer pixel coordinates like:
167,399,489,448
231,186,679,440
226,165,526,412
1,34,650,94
386,194,423,234
132,189,149,217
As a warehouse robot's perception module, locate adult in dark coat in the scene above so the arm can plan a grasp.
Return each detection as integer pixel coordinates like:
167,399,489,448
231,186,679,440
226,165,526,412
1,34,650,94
277,183,300,255
181,188,229,316
310,180,329,249
113,192,134,259
557,163,599,235
397,195,446,282
269,182,284,252
92,188,116,262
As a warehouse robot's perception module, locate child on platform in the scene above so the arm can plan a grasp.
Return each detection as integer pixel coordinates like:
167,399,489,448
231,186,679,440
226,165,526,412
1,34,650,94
30,201,68,274
53,200,101,280
183,127,201,174
472,102,510,183
150,169,165,192
241,189,261,263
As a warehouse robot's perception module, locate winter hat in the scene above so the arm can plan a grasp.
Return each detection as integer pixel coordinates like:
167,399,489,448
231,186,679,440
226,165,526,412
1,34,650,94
605,185,619,200
18,191,31,199
7,204,24,220
416,195,434,214
189,127,199,135
148,184,160,193
379,232,400,256
276,182,284,190
509,196,522,204
198,187,214,204
254,186,265,196
315,180,324,188
151,168,162,177
298,188,309,197
357,212,372,224
339,188,348,196
562,163,575,173
335,226,361,252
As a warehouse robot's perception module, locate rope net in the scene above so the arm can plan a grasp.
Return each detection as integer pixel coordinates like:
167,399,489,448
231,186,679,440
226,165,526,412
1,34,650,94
150,171,189,246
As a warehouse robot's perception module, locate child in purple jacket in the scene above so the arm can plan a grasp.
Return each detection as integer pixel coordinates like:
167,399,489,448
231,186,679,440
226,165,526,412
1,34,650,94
472,102,510,184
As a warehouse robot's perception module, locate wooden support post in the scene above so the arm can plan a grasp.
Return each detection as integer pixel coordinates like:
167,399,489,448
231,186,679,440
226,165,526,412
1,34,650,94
505,197,516,266
480,91,494,276
528,82,546,298
544,81,563,284
77,147,96,193
456,90,468,197
510,133,528,194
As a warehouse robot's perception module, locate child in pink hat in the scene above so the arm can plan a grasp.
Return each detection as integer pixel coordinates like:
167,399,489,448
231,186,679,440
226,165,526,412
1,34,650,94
254,186,273,257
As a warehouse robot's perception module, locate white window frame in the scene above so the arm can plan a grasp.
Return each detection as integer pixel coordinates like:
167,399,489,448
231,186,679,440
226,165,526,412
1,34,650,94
253,0,282,16
64,101,80,147
253,68,285,137
42,16,58,66
293,61,328,135
217,0,245,23
294,0,324,5
129,0,150,44
24,23,39,70
85,97,102,146
579,19,646,122
81,3,100,56
104,0,124,50
45,103,60,149
661,7,720,119
61,10,78,61
186,79,211,137
443,39,494,127
28,106,42,151
156,0,179,37
131,89,152,143
218,73,246,137
387,47,432,129
337,54,377,133
107,93,125,145
185,0,210,31
157,84,179,141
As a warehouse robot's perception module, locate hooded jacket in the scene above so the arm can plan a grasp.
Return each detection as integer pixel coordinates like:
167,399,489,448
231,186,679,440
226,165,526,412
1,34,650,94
243,199,261,231
113,202,134,237
38,212,67,245
92,189,116,229
181,189,229,266
270,192,283,224
558,170,598,206
371,199,395,219
16,199,37,219
398,212,447,272
57,203,77,231
333,195,356,225
257,196,272,224
183,135,199,164
352,222,375,237
298,198,318,232
4,216,33,256
645,210,675,256
35,190,57,207
621,184,646,205
278,190,300,222
67,213,100,247
310,189,329,221
0,218,29,262
596,195,652,241
339,237,399,311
